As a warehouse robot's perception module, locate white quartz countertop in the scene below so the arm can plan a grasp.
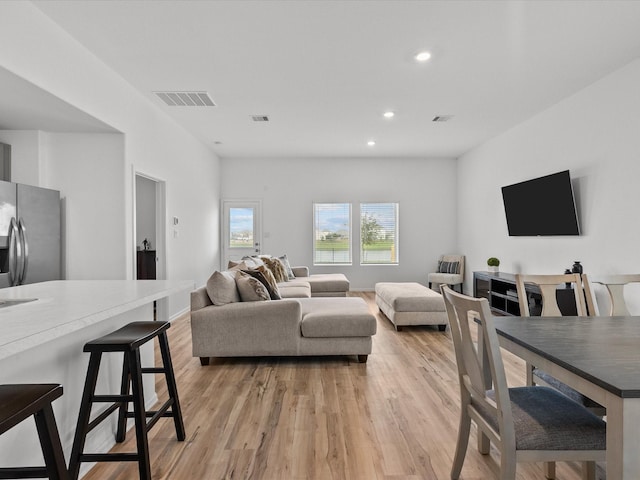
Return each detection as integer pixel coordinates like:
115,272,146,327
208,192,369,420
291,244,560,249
0,280,195,361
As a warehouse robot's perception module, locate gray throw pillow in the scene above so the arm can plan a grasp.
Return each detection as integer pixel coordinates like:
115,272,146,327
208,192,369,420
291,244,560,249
206,270,240,306
278,254,296,280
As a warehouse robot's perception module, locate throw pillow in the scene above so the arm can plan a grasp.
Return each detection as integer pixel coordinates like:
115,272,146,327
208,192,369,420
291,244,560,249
438,261,459,274
241,268,281,300
235,271,270,302
278,254,296,280
255,265,281,298
206,271,240,306
228,260,249,271
263,256,287,283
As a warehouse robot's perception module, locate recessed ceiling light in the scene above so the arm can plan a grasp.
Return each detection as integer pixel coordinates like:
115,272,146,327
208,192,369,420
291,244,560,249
415,51,432,62
383,111,395,119
367,140,376,146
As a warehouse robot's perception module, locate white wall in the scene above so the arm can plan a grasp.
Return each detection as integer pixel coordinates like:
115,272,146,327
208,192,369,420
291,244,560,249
221,157,458,290
458,59,640,313
0,130,44,185
0,2,221,315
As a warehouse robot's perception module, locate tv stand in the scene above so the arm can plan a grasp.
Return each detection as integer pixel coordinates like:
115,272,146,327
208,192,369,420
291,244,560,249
473,271,578,316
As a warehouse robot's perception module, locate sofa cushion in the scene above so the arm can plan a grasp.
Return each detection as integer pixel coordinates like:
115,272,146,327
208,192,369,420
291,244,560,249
235,271,270,302
299,298,377,338
375,282,445,312
277,280,312,298
300,273,350,294
206,270,240,306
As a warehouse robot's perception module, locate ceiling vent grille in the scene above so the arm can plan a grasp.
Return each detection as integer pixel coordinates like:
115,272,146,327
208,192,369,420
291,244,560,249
154,91,216,107
251,115,270,122
432,115,454,122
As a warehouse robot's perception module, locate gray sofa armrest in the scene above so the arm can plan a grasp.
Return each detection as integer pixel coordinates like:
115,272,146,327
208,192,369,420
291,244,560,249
292,266,309,277
191,300,303,357
191,286,212,312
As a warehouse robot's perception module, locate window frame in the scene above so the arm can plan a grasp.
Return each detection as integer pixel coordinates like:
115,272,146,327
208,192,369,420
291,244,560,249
359,202,399,266
313,202,352,266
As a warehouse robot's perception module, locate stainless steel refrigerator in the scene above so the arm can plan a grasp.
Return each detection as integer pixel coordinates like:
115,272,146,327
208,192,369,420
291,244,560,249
0,180,61,287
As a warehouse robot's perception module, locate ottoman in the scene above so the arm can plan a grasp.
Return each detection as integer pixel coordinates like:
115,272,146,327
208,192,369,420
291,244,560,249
375,282,448,331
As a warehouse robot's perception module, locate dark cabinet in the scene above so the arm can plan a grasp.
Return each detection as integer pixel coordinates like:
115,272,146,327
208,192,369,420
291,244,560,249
137,250,156,280
473,271,579,316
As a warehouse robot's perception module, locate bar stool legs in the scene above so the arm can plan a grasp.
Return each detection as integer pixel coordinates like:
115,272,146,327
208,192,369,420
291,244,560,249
0,384,69,480
68,321,185,480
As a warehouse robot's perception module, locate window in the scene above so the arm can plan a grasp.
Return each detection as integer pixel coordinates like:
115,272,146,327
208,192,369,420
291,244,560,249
360,203,399,265
313,203,351,265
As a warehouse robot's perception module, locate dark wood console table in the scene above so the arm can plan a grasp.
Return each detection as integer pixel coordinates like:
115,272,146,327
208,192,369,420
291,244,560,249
473,271,579,316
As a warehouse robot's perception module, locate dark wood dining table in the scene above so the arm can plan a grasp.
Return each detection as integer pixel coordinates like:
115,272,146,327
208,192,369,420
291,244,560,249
482,315,640,480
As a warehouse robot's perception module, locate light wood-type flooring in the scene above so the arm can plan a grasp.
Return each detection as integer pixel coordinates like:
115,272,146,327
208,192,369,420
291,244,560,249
82,292,604,480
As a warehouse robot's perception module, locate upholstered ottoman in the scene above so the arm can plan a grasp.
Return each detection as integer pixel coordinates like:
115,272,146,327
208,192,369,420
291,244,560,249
375,282,448,331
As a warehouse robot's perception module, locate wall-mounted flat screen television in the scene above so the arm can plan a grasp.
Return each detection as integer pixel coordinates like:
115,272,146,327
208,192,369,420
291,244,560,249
501,170,580,236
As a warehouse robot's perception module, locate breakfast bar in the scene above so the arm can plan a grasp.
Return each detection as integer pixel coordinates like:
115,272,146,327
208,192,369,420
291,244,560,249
0,280,194,477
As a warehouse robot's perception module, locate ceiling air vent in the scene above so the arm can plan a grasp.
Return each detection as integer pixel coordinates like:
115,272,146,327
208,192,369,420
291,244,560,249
154,91,216,107
251,115,270,122
432,115,454,122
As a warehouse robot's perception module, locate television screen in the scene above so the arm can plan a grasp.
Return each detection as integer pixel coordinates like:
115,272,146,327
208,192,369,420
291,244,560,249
501,170,580,236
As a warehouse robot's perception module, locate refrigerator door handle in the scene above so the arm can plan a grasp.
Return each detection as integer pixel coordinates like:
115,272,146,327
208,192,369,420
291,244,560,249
17,218,28,284
8,217,20,286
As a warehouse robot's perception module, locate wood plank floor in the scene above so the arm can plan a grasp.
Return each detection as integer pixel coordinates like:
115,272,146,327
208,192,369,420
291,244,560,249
83,292,604,480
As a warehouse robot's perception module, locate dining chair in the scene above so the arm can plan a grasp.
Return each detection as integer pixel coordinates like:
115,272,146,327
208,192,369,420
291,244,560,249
441,286,605,480
583,273,640,316
515,274,604,408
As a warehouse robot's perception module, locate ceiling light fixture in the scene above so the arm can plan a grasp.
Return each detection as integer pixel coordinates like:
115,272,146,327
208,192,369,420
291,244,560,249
415,51,432,62
367,140,376,146
383,111,395,119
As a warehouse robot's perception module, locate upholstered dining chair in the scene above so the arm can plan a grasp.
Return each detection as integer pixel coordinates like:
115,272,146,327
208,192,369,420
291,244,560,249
428,254,464,293
583,273,640,316
440,285,605,480
515,274,603,409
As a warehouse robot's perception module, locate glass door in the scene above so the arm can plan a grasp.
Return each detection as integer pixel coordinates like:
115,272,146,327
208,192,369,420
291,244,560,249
222,200,262,268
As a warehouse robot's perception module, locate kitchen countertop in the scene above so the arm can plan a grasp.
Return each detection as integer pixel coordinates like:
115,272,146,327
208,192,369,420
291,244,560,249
0,280,195,361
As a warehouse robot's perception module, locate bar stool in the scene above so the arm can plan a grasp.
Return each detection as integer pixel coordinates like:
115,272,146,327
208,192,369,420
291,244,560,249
68,321,185,480
0,384,68,480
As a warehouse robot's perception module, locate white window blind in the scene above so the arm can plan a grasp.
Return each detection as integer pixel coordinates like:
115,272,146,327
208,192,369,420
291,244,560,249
313,203,352,265
360,203,399,265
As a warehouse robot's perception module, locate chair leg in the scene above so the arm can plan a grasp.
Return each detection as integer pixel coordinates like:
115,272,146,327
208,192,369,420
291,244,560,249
581,461,596,480
158,331,186,441
500,450,517,480
116,353,130,443
69,351,103,480
34,404,69,480
128,349,152,480
451,412,471,479
544,461,556,479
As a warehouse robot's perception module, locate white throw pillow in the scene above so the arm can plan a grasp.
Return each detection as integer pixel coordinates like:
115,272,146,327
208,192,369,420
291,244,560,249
206,271,240,306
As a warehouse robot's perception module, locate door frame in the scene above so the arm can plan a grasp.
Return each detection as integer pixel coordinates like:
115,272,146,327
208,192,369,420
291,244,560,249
133,170,167,280
221,199,262,270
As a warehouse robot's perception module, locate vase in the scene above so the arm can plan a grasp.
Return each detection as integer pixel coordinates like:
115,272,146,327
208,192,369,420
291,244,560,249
571,261,583,275
488,266,499,273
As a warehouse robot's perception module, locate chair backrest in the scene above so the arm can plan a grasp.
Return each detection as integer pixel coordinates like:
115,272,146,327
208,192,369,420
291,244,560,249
437,254,465,275
515,273,587,317
441,285,515,448
583,274,640,316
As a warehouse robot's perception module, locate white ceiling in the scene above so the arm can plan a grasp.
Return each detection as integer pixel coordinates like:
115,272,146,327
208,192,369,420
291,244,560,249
31,0,640,159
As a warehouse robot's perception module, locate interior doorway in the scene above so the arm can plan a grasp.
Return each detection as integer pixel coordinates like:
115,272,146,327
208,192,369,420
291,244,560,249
134,173,166,280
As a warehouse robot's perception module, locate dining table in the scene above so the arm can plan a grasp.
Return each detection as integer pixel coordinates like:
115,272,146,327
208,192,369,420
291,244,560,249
480,315,640,480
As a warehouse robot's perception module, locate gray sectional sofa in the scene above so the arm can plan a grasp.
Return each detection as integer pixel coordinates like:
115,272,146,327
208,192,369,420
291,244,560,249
190,260,376,364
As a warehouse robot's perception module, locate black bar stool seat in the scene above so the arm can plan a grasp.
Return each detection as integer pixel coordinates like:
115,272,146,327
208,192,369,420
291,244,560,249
69,321,185,480
0,384,68,480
